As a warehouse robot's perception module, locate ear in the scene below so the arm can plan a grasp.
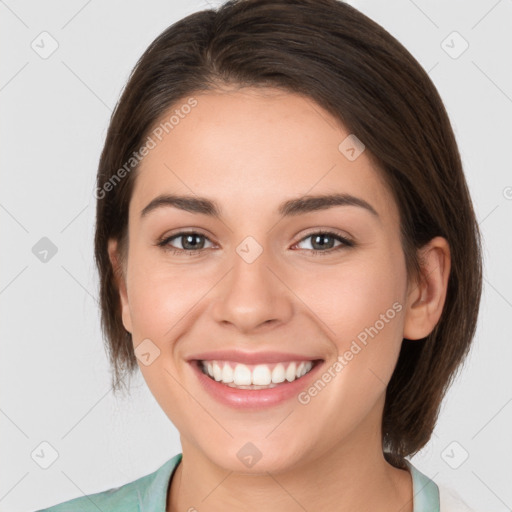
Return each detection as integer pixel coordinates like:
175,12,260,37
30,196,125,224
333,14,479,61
107,238,133,334
403,236,451,340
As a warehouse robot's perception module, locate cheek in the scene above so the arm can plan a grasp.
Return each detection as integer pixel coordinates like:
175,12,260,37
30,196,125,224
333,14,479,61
297,251,406,340
298,248,407,389
294,260,406,431
124,255,208,423
125,250,209,340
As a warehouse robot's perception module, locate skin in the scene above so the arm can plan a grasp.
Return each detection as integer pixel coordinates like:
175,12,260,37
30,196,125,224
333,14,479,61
108,87,451,512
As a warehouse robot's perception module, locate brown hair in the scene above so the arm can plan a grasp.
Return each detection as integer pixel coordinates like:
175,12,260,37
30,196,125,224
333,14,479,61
94,0,482,468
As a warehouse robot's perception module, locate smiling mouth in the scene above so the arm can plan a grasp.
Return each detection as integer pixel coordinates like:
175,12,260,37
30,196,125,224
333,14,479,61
197,359,323,389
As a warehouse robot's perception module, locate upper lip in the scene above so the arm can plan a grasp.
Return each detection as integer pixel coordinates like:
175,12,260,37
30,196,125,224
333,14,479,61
187,350,323,365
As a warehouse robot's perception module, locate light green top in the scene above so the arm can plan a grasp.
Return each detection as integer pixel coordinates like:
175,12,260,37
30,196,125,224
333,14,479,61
34,453,439,511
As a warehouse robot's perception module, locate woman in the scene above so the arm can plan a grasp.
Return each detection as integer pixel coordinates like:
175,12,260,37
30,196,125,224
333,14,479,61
35,0,482,510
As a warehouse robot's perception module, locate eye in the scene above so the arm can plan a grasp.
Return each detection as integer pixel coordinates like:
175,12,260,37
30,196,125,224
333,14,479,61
157,229,354,256
157,231,215,254
293,230,354,254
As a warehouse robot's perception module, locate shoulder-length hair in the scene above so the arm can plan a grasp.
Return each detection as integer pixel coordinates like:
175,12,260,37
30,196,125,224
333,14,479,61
94,0,482,468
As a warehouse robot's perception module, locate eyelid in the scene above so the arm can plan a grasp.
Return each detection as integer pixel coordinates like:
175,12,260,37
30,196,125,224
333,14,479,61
296,227,353,242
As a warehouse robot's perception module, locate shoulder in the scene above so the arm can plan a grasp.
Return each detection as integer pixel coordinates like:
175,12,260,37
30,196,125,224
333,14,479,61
32,453,182,512
404,460,478,512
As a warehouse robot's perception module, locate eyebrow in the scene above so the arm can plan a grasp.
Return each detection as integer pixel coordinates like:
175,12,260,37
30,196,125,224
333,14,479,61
140,193,379,220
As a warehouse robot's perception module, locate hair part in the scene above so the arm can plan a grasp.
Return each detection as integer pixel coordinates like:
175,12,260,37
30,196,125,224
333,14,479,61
94,0,482,468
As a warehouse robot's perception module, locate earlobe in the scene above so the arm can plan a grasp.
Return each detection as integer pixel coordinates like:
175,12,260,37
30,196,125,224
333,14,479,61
107,238,132,334
403,236,451,341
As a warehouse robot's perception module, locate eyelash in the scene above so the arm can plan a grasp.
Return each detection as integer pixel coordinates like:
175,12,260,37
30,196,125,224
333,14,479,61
156,230,355,256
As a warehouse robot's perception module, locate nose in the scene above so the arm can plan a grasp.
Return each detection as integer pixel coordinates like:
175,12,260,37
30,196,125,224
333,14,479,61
211,245,294,334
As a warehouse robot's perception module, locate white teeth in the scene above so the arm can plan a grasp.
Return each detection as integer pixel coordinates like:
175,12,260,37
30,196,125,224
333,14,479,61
202,360,315,387
221,363,234,383
252,365,272,385
212,362,222,381
233,364,252,385
271,363,286,383
285,362,296,382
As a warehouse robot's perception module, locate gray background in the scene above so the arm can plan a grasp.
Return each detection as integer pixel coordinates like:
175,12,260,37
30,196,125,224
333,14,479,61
1,0,511,511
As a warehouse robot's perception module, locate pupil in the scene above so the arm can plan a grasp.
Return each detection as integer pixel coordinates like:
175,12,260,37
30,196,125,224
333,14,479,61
183,234,204,250
313,234,333,250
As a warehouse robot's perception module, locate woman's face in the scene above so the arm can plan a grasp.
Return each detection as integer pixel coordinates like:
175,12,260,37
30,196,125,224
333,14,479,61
110,87,415,472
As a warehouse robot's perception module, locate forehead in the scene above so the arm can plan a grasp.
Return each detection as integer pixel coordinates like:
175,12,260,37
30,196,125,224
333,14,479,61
130,87,399,227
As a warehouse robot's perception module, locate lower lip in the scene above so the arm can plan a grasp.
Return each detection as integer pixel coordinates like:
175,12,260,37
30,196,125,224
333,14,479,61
190,360,324,409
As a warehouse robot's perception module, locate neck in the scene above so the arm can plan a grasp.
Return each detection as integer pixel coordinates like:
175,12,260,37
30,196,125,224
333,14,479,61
167,405,413,512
